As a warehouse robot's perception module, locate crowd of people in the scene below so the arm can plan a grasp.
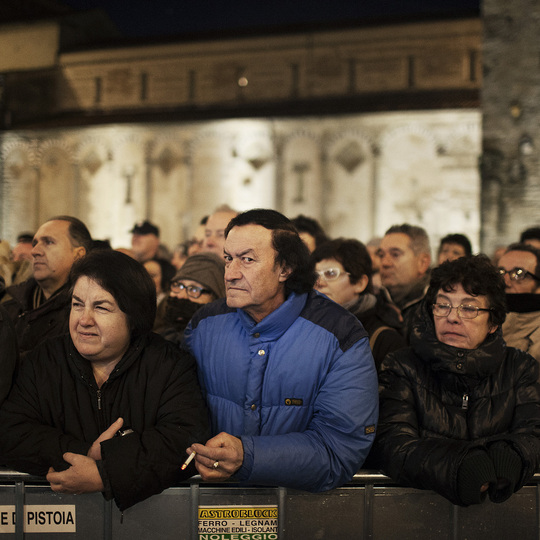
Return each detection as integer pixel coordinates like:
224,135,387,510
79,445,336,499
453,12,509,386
0,208,539,512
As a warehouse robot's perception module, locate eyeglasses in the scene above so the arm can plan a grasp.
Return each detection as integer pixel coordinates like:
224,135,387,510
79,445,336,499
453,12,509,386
315,268,350,282
170,281,212,299
497,267,540,282
432,303,493,319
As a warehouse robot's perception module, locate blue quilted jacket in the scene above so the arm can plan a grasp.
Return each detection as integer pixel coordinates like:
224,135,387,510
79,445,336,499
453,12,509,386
184,290,379,492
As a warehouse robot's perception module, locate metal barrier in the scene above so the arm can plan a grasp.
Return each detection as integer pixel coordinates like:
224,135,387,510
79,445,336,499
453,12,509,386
0,468,538,539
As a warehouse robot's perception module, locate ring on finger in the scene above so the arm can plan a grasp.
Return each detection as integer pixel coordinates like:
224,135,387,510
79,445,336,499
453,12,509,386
213,461,219,469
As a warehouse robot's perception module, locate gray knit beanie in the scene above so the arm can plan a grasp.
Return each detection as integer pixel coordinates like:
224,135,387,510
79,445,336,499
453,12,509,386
173,252,226,298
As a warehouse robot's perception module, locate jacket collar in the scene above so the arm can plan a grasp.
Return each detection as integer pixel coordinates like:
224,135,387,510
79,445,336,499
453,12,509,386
7,278,70,310
68,333,148,387
410,299,506,377
237,291,308,340
392,273,430,311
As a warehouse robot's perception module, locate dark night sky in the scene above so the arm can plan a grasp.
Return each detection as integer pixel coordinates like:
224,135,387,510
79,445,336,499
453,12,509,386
60,0,481,39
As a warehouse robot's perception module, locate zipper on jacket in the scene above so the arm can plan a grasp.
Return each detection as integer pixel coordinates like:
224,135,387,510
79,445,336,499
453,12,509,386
462,393,469,410
97,390,102,411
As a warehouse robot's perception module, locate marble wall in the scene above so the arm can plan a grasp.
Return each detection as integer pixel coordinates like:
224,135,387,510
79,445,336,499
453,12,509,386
1,109,481,256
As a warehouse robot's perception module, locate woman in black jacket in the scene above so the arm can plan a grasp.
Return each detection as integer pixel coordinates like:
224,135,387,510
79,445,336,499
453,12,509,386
373,254,540,506
0,250,209,511
312,238,405,369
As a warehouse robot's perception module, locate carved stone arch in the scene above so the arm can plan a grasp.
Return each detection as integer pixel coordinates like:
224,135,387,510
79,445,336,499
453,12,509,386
147,131,187,175
36,138,75,167
323,128,377,240
325,128,375,174
76,136,112,177
75,135,116,237
375,122,439,235
34,138,76,223
146,131,191,247
380,123,438,152
232,126,274,173
188,127,236,222
3,138,36,180
1,138,40,237
280,128,323,218
188,126,231,155
431,118,482,250
378,116,481,249
441,120,481,156
227,121,276,212
280,127,322,148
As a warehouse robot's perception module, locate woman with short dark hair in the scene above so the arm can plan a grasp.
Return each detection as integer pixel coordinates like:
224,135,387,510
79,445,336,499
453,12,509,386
312,238,405,369
0,250,209,511
373,254,540,506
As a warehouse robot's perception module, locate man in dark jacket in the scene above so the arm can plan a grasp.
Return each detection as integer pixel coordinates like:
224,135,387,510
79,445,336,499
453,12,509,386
376,223,431,337
1,215,92,354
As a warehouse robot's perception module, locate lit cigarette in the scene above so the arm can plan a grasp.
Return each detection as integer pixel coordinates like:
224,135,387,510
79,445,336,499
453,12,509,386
181,451,196,470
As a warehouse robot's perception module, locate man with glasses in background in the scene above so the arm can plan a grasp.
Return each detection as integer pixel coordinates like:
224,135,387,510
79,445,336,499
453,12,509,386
498,243,540,364
155,252,225,344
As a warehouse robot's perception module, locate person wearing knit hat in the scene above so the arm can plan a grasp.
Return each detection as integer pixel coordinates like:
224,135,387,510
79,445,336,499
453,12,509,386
173,252,226,299
155,253,225,344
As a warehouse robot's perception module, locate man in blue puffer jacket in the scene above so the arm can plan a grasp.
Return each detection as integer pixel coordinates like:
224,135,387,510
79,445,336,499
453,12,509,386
184,209,378,492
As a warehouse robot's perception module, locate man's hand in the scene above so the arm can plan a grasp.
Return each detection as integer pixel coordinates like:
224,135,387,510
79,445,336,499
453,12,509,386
187,432,244,481
87,418,123,461
47,453,104,494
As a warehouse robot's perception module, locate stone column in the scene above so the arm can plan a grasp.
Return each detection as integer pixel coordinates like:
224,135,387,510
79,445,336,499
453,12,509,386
481,0,540,254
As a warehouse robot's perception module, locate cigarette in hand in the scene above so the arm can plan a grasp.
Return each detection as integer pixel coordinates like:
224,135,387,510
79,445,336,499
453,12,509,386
181,451,196,470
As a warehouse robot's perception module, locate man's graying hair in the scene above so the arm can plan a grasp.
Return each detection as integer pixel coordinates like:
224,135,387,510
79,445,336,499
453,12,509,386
385,224,431,256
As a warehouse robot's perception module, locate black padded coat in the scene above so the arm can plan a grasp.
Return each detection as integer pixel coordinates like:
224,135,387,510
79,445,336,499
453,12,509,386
372,301,540,506
0,332,210,510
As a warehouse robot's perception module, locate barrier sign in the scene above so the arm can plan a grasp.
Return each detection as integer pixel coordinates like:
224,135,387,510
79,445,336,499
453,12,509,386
0,505,76,533
198,505,278,540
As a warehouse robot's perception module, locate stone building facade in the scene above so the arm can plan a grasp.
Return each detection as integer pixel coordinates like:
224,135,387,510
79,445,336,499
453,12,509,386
0,17,488,254
1,111,481,251
481,0,540,251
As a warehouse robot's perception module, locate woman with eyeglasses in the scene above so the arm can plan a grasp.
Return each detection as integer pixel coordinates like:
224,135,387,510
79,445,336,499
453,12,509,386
371,254,540,507
155,252,226,344
312,238,405,370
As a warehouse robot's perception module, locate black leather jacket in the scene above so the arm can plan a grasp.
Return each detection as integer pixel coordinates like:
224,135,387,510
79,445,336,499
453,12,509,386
372,300,540,505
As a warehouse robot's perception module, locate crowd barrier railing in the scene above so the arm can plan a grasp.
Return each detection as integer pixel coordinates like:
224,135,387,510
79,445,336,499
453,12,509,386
0,468,538,539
